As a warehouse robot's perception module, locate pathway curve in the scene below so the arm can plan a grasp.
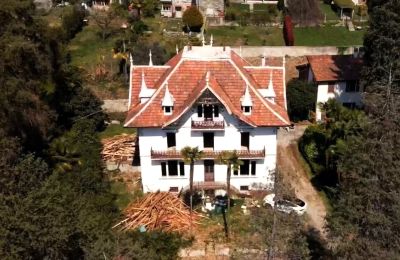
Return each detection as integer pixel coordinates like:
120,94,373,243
277,125,328,238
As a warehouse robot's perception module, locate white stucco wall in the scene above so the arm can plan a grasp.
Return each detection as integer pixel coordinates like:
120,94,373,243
315,81,362,121
138,109,277,193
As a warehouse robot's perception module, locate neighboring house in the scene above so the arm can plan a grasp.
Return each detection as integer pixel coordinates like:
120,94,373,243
161,0,224,21
301,55,363,121
124,43,290,193
160,0,192,18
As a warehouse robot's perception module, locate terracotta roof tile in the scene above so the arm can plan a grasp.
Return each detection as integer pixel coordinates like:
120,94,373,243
307,55,363,82
125,48,290,128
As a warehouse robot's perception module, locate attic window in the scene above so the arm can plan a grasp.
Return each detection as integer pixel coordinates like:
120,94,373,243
242,106,252,114
163,106,173,115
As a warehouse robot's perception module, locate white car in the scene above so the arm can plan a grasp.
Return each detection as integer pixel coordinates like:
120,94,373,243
263,194,307,215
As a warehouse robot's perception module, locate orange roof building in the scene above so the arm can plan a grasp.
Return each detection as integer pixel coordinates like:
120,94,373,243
125,44,290,193
303,55,363,121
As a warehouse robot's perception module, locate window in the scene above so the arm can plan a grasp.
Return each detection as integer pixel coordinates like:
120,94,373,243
164,106,173,115
240,160,250,175
203,133,214,149
179,162,185,176
233,168,238,176
346,81,360,92
204,105,213,120
162,5,171,11
197,105,203,117
328,82,335,93
240,185,249,191
161,161,185,177
161,162,167,176
175,6,182,11
169,187,179,192
167,132,176,148
251,161,256,175
242,106,252,114
168,160,178,176
214,106,219,117
241,132,250,149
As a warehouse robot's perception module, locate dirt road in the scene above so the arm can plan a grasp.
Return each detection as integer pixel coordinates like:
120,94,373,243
277,125,327,238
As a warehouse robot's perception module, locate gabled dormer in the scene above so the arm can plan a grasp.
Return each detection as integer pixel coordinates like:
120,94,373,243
259,71,276,103
162,82,174,115
241,84,253,115
139,71,155,104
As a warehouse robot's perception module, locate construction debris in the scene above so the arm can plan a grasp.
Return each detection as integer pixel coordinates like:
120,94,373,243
113,192,203,233
101,134,135,163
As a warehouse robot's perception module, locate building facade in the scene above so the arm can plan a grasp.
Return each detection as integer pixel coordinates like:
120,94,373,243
125,44,290,193
303,55,363,121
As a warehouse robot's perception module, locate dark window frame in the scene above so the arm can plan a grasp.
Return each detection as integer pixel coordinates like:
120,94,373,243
167,132,176,148
179,162,185,176
345,80,360,92
203,132,214,149
251,161,256,175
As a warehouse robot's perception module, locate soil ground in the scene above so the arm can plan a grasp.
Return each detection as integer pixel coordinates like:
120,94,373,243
277,124,328,238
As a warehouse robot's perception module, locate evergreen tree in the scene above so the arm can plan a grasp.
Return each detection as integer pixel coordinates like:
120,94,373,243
327,1,400,258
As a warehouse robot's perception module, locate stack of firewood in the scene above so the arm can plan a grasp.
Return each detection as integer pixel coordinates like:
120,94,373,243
101,134,135,163
113,192,203,233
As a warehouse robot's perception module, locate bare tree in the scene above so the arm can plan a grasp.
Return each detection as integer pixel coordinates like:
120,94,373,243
91,8,116,40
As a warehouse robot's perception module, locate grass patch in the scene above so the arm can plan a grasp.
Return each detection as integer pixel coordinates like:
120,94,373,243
229,3,250,12
207,26,284,46
99,124,136,139
294,25,365,46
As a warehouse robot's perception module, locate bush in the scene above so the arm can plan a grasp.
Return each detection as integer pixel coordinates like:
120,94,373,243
286,79,317,122
182,6,203,32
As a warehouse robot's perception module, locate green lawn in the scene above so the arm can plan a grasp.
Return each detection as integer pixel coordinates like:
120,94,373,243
294,25,365,46
99,124,136,139
207,26,284,46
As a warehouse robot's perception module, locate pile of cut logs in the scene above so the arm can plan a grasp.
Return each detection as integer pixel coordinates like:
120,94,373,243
101,134,135,163
113,192,203,233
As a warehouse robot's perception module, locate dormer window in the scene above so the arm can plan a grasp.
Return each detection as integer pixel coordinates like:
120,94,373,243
242,106,252,114
163,106,173,115
241,84,253,115
161,82,174,115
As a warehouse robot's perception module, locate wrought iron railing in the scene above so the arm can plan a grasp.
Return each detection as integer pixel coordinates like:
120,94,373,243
191,120,224,130
150,148,265,160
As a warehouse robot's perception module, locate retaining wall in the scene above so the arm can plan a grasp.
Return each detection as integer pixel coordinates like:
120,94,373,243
231,46,363,57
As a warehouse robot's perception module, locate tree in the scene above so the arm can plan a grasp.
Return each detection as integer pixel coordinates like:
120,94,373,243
327,0,400,257
61,4,85,41
182,6,204,32
181,146,203,212
283,15,294,46
131,41,168,65
286,79,317,122
286,0,323,26
91,7,117,40
217,150,242,239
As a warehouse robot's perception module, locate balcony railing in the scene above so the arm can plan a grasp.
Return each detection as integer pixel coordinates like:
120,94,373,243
191,120,224,130
151,148,265,160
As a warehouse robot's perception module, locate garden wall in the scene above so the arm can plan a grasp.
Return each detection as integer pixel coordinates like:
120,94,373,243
231,46,363,57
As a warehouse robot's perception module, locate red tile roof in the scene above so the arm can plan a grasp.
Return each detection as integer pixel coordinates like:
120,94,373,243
125,47,290,128
307,55,363,82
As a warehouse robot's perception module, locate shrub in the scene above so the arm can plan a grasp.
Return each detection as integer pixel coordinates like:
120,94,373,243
286,79,317,122
182,7,203,32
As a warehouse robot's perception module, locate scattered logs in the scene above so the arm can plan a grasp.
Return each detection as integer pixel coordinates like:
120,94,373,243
101,134,135,163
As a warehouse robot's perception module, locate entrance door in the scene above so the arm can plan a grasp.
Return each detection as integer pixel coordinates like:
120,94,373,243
204,160,214,182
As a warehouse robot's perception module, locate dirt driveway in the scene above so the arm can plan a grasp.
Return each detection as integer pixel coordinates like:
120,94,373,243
277,125,328,238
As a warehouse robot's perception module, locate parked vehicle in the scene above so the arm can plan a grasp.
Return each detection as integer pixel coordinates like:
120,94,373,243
263,194,307,215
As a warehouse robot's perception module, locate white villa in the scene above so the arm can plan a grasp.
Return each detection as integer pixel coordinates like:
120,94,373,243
124,43,290,193
300,55,363,121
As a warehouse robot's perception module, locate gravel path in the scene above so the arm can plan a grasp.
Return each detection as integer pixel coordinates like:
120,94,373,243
277,125,328,238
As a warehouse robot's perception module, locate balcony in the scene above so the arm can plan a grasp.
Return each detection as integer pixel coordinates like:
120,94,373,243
191,119,224,130
150,148,265,160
